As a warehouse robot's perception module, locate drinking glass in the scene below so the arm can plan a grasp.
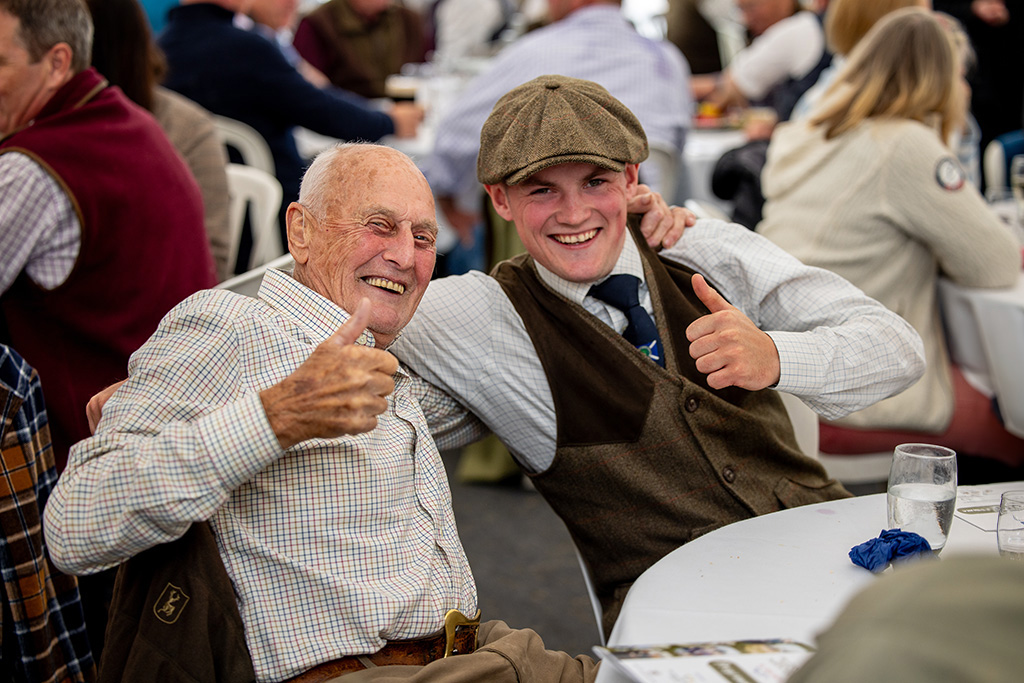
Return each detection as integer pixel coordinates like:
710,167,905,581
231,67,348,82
1011,154,1024,222
886,443,957,552
997,490,1024,560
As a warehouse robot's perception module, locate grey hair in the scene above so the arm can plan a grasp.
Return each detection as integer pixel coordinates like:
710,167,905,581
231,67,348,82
0,0,93,73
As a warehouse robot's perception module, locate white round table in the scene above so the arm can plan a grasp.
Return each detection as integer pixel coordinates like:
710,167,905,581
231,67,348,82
595,483,1016,683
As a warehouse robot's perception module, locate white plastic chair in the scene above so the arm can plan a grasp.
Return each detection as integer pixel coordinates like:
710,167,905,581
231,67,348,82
224,163,285,274
212,115,275,175
216,253,294,298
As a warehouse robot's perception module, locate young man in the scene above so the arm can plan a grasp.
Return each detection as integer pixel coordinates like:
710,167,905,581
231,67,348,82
394,74,926,636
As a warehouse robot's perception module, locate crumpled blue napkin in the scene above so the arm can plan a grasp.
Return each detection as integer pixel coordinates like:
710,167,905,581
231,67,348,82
849,529,933,572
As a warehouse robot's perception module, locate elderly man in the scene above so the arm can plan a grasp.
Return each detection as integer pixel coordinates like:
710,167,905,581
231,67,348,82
0,0,216,473
423,0,692,249
394,75,926,636
45,143,601,683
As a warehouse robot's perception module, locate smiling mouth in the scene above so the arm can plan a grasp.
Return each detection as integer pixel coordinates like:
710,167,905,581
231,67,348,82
552,228,598,245
363,276,405,294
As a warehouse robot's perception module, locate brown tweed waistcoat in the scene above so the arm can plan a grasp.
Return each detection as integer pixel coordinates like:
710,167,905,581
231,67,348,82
493,221,849,636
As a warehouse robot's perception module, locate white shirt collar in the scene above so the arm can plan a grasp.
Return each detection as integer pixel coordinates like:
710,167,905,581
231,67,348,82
534,229,646,305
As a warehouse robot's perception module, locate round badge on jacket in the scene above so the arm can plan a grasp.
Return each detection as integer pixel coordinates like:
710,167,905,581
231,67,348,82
935,157,965,191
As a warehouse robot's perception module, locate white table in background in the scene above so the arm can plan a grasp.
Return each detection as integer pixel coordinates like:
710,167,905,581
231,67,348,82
681,128,747,211
594,482,1020,683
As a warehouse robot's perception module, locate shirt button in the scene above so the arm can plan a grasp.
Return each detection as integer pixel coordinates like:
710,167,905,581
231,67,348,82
722,466,736,483
684,396,700,413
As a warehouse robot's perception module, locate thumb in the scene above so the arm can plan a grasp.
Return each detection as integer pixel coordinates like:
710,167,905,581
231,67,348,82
332,298,373,346
692,274,732,314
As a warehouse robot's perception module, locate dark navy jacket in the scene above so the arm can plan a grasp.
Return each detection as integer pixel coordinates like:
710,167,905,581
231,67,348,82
158,3,395,221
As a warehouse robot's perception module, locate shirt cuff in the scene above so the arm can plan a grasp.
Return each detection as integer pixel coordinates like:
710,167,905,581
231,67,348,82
766,330,826,397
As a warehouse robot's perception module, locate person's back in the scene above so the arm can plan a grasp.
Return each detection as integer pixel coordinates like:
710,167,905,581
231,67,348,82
292,0,426,99
424,0,692,209
759,7,1023,468
87,0,233,280
157,1,400,231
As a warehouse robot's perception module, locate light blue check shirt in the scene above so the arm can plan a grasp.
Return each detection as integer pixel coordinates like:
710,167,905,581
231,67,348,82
421,4,693,205
45,269,478,683
397,221,926,473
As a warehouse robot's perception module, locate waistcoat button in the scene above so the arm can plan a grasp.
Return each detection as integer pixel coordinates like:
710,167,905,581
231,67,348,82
722,466,736,483
684,396,699,413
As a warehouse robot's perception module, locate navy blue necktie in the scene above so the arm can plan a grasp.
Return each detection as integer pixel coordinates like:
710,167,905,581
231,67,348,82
588,274,665,367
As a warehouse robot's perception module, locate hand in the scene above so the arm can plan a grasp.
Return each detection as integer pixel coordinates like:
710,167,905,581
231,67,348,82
86,380,127,433
628,183,696,250
685,274,780,391
261,298,399,450
388,102,424,138
972,0,1009,26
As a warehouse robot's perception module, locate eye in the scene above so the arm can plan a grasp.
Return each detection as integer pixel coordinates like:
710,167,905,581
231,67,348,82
586,178,606,188
528,187,551,196
414,232,437,247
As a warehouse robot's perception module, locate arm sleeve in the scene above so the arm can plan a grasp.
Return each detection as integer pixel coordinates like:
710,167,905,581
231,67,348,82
243,34,395,141
661,221,926,418
729,13,824,101
0,153,80,294
43,295,283,575
885,131,1020,289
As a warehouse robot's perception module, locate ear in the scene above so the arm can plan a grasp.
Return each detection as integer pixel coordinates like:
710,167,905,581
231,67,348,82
285,202,310,265
624,163,640,194
43,43,74,89
484,183,514,222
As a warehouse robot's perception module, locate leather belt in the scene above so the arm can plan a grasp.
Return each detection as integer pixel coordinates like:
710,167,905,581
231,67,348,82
286,610,481,683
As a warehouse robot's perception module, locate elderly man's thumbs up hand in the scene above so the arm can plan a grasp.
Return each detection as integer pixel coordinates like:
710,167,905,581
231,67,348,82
685,274,781,391
262,298,399,449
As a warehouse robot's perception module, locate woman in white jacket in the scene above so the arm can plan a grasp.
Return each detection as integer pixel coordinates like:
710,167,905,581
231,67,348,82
759,7,1023,470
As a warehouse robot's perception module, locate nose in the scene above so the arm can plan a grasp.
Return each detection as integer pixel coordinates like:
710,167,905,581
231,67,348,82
382,225,416,269
556,188,590,226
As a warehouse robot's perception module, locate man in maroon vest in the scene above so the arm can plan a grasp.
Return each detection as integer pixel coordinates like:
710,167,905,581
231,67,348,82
0,0,217,475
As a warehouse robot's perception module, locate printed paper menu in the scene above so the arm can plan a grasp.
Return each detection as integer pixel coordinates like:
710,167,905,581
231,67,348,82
594,639,814,683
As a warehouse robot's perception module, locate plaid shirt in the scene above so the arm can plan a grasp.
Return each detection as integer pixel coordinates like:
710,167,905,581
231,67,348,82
44,270,477,683
0,345,93,683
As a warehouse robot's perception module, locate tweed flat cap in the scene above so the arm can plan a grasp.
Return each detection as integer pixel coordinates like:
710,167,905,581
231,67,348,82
477,74,649,185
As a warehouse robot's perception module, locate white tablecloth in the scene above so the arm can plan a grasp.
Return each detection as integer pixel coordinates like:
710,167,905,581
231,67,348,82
595,482,1019,683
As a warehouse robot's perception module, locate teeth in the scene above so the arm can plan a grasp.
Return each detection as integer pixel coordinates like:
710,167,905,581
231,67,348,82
553,229,598,245
364,277,405,294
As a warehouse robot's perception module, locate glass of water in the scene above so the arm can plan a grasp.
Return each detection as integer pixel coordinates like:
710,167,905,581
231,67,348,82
886,443,957,552
997,490,1024,560
1011,155,1024,222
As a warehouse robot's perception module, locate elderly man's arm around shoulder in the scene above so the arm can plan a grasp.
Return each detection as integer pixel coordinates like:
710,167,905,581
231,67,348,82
44,295,396,575
668,220,925,419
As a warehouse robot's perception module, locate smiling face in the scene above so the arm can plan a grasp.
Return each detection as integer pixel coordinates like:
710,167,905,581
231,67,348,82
289,146,438,347
486,162,639,284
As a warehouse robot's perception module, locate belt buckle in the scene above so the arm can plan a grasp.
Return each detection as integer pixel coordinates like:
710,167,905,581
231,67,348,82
443,609,480,658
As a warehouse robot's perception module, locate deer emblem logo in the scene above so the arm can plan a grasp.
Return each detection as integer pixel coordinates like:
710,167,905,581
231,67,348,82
153,583,190,624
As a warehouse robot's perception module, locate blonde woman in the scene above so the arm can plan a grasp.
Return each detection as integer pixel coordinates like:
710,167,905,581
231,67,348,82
759,7,1023,472
792,0,931,120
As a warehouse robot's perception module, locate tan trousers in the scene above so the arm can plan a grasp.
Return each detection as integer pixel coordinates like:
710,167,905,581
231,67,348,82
327,621,599,683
